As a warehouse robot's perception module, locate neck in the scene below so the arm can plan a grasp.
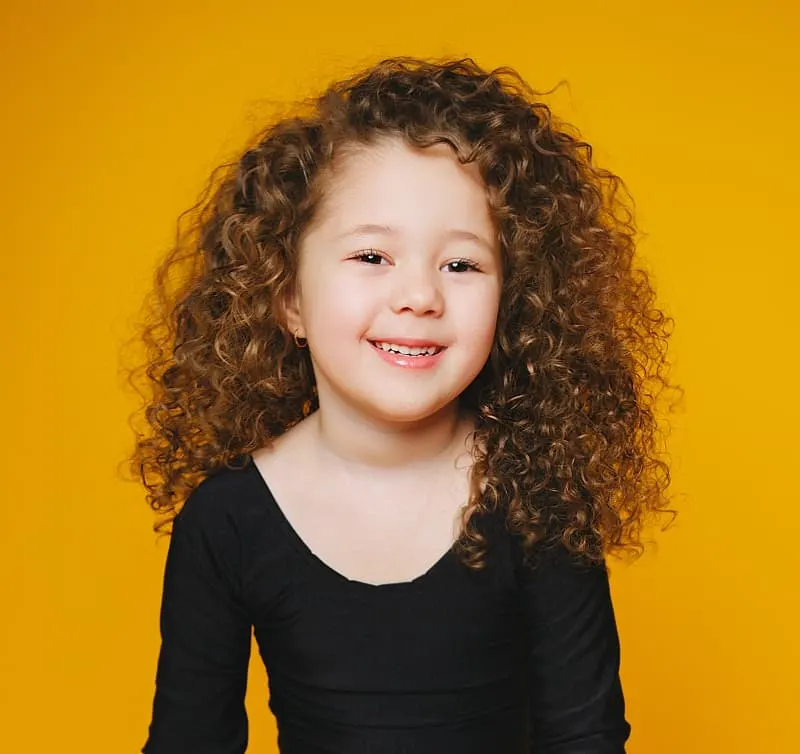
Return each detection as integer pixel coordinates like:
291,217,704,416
309,401,474,476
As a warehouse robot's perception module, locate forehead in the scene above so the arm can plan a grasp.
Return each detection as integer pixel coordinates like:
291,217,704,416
308,138,496,240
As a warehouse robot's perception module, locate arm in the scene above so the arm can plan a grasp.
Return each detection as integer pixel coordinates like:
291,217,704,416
142,484,253,754
519,542,631,753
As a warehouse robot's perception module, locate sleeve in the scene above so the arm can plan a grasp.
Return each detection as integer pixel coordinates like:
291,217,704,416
517,542,631,753
142,482,253,754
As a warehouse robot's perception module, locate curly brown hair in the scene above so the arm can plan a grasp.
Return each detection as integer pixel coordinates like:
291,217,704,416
122,55,680,570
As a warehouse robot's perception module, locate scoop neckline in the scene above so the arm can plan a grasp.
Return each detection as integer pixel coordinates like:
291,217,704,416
242,454,457,592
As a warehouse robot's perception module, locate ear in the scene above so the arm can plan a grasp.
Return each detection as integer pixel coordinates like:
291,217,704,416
280,283,305,339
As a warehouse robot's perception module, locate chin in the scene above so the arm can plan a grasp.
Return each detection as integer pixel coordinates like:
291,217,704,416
363,398,459,425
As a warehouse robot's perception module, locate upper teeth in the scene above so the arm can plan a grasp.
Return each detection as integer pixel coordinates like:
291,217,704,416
375,342,440,356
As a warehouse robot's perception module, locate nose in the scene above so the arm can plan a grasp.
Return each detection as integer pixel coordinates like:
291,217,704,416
388,260,444,316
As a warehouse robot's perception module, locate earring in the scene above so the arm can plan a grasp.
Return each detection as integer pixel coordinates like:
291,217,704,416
293,330,307,348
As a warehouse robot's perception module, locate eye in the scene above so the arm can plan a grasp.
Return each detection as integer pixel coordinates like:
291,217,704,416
443,258,481,273
351,249,388,265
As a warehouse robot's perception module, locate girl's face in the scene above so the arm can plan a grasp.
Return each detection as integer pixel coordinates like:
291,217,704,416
285,137,502,426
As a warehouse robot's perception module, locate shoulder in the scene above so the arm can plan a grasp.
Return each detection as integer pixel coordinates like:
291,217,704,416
510,533,610,590
175,455,269,541
509,538,617,639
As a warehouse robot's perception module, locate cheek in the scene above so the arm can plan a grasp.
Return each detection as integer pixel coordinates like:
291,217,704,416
304,274,376,338
455,285,501,344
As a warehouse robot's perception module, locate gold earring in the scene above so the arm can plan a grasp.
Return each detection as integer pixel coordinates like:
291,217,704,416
293,330,307,348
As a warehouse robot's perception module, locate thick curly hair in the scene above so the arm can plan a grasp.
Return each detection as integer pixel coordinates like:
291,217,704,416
123,55,679,570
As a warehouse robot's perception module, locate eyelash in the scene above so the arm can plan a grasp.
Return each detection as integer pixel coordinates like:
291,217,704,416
350,249,481,273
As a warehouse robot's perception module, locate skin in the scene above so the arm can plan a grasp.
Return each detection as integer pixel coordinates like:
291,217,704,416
282,137,502,486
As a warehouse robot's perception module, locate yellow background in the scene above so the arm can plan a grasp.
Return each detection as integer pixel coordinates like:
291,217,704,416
2,0,797,751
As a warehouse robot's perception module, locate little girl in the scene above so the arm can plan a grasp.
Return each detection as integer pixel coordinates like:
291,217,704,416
129,56,675,753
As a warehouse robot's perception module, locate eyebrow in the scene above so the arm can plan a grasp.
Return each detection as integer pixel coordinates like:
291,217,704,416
335,223,495,253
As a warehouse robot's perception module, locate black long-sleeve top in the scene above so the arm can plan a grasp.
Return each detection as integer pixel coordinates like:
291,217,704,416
142,454,631,753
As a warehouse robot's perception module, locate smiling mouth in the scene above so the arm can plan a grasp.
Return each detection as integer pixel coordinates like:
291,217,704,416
368,340,446,356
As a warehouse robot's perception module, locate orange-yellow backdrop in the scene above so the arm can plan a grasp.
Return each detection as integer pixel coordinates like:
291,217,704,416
2,0,797,751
